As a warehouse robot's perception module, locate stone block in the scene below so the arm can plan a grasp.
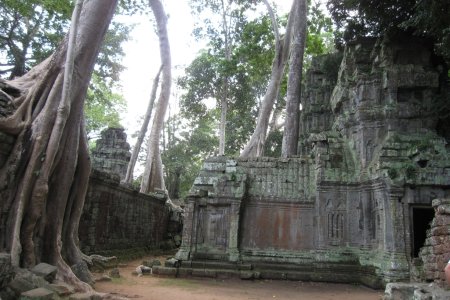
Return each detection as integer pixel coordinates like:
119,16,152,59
176,268,192,277
239,271,254,280
19,287,54,300
8,277,35,295
152,266,177,276
384,283,416,300
191,269,216,278
165,258,180,268
31,263,57,283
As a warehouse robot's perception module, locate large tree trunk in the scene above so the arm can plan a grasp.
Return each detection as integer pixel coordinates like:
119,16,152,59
281,0,307,157
0,0,117,291
140,0,172,194
124,65,162,184
240,0,295,158
218,0,232,156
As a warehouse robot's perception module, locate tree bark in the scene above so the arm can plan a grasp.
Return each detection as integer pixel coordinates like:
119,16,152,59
218,0,232,156
140,0,172,194
281,0,307,158
0,0,118,291
124,65,163,184
240,0,296,158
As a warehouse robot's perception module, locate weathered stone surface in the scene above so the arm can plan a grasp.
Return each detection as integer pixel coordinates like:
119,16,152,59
176,36,450,288
79,170,169,254
91,127,131,181
8,277,35,295
19,287,55,300
164,258,180,268
152,266,177,276
420,199,450,286
143,259,161,268
383,282,450,300
31,263,57,283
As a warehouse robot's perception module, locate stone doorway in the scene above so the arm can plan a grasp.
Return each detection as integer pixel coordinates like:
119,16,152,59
411,205,434,257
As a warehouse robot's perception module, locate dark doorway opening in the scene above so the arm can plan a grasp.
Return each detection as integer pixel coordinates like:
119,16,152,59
411,206,435,257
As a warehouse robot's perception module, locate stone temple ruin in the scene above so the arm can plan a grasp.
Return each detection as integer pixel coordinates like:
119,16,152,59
165,36,450,289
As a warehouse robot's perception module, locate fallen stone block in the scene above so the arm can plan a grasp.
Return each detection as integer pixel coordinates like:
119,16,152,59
47,282,75,296
8,277,35,295
31,263,57,283
165,258,180,268
20,287,54,299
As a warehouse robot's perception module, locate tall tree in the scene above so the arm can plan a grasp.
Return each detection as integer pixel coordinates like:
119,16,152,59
0,0,118,290
124,65,162,184
179,14,276,155
281,0,307,157
240,0,295,158
189,0,254,155
140,0,172,194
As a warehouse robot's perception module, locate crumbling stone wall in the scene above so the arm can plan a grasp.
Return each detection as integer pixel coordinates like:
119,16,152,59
91,127,131,181
420,198,450,286
176,36,450,288
79,169,169,254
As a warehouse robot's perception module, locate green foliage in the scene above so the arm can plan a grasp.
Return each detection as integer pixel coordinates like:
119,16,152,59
304,1,336,71
178,14,276,155
327,0,450,64
319,51,343,84
264,129,283,157
179,1,336,156
162,113,218,198
0,0,72,77
85,73,126,138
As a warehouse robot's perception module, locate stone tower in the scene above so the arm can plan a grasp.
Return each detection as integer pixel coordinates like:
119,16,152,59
91,127,131,180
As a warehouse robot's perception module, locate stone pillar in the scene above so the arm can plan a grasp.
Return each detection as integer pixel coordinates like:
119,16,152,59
227,200,241,262
176,197,196,261
379,185,410,282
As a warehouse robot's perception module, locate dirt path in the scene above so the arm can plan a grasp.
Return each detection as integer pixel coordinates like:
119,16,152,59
93,255,383,300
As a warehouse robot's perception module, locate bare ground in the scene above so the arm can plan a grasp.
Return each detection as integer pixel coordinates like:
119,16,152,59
93,255,384,300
